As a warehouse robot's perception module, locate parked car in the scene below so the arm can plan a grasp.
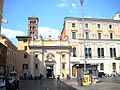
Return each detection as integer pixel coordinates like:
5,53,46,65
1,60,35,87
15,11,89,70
0,76,5,87
7,77,15,84
10,71,17,77
98,72,105,77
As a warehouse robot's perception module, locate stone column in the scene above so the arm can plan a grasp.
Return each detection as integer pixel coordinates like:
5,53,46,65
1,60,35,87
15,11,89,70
42,50,46,78
38,51,42,75
65,52,70,75
70,63,73,78
55,52,61,77
29,51,34,75
38,50,45,76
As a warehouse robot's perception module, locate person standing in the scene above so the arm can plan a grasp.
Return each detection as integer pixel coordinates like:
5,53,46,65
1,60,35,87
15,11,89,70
67,74,71,81
14,77,20,90
6,79,16,90
57,75,61,83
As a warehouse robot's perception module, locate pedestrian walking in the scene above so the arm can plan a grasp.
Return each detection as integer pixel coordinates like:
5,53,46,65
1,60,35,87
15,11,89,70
57,75,61,83
14,78,20,90
111,71,116,78
5,79,16,90
66,74,71,81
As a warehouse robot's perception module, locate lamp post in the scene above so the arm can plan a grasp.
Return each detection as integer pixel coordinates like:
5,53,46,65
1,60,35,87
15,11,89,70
80,0,86,74
0,19,8,35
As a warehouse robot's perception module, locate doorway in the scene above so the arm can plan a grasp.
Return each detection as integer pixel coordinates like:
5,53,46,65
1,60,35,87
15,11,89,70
46,65,54,78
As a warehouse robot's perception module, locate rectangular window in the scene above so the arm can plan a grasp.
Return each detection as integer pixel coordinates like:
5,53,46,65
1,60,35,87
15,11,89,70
24,46,27,50
98,33,101,39
110,48,116,58
98,48,104,58
109,25,112,29
30,21,36,24
85,32,89,39
73,47,77,57
97,24,100,28
85,48,92,58
110,48,113,58
113,63,116,70
33,26,36,30
30,32,32,35
62,63,65,69
35,63,38,69
22,64,28,69
62,54,65,58
85,48,88,58
100,63,104,70
98,48,100,58
85,23,88,28
113,48,116,57
101,48,104,58
72,23,75,27
72,32,76,39
24,54,27,58
30,26,32,30
88,48,92,58
110,33,113,39
23,39,28,42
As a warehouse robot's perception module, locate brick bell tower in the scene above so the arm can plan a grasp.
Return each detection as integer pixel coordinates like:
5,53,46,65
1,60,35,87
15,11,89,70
28,17,39,39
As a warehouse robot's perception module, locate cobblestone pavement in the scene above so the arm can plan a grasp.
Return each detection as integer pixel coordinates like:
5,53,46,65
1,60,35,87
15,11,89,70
19,77,120,90
64,76,120,90
19,78,77,90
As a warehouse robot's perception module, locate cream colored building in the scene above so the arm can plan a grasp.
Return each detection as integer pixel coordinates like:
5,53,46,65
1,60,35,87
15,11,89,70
61,11,120,77
0,35,17,75
16,12,120,78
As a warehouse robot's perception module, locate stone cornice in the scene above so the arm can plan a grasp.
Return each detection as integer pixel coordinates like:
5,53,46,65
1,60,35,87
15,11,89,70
29,46,72,50
65,17,120,23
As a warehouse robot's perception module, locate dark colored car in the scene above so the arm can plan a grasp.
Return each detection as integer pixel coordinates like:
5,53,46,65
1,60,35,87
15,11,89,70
98,72,105,77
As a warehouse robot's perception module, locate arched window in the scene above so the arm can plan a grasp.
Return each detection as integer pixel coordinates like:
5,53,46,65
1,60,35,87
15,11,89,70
110,33,113,39
73,47,76,57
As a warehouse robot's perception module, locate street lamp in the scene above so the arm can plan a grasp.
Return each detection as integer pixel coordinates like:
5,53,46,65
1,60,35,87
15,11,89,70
80,0,87,74
0,19,8,35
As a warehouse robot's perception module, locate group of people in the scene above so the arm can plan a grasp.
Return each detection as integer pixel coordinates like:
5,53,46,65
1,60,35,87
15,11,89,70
6,77,20,90
57,74,71,84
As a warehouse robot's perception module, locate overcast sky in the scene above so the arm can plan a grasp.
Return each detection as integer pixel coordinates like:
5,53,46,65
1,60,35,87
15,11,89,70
1,0,120,45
